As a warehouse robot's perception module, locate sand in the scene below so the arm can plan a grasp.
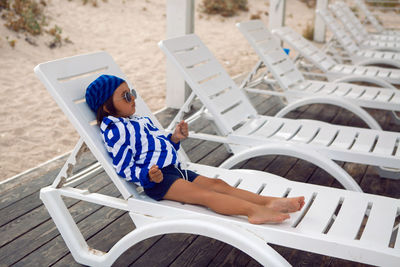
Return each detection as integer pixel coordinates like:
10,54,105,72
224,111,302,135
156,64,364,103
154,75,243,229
0,0,397,182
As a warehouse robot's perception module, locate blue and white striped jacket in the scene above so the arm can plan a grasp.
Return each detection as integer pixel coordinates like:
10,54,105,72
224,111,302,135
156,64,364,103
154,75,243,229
100,115,180,188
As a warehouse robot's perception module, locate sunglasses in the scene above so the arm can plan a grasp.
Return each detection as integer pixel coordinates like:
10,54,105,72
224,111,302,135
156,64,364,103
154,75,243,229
117,89,137,103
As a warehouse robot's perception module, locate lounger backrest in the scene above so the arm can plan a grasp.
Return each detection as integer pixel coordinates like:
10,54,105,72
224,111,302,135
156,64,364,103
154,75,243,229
330,3,365,44
34,51,187,199
316,9,359,55
272,27,337,72
236,20,306,90
338,2,369,36
159,34,258,135
355,0,384,32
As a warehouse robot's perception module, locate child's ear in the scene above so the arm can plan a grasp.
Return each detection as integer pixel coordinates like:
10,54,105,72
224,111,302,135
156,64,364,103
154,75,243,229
103,104,110,113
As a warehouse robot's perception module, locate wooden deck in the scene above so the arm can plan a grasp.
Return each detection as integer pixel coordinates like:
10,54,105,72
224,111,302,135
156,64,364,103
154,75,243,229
1,92,399,266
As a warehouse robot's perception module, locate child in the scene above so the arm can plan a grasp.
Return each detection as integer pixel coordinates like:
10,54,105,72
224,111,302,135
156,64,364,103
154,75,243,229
85,74,305,224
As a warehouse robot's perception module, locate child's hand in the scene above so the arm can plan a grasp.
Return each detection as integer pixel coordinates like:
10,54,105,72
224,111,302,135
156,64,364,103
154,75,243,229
148,165,163,183
171,120,189,143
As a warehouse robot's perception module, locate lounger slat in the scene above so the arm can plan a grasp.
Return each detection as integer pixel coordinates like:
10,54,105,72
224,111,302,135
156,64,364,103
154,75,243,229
327,196,369,239
344,86,364,98
199,73,237,98
373,134,398,156
210,87,250,114
341,65,356,75
389,93,400,104
174,46,214,68
331,65,345,72
315,83,337,94
309,126,338,146
329,128,358,150
375,90,393,102
247,28,276,43
365,68,379,77
351,131,377,153
389,71,400,81
331,84,351,96
260,180,292,198
359,87,379,100
395,221,400,249
268,122,303,141
246,119,284,137
279,70,304,88
285,187,316,225
273,58,297,77
185,59,224,84
291,124,321,143
296,192,343,233
222,101,258,130
360,202,399,247
236,178,265,193
303,82,325,93
377,69,391,79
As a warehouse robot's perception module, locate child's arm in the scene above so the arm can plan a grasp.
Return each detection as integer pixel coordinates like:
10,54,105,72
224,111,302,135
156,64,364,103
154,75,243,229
170,120,189,144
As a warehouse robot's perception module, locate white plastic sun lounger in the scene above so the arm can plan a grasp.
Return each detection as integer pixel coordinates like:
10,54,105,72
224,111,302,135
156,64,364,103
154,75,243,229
159,33,400,184
236,20,400,127
316,8,400,65
35,51,400,267
355,0,400,36
332,1,400,42
330,2,400,52
272,26,400,85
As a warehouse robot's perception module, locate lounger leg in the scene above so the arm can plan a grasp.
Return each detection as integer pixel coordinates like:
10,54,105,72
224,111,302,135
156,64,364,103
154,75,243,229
375,167,400,180
390,111,400,126
219,144,363,192
108,215,292,266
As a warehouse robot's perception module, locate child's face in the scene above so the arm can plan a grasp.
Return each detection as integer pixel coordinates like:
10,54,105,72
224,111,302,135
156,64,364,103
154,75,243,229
112,82,136,117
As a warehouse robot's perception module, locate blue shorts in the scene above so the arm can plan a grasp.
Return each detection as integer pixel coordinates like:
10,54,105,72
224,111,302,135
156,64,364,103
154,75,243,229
144,164,199,201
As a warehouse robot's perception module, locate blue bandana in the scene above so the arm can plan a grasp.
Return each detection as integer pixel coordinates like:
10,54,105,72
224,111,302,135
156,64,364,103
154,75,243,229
85,74,125,113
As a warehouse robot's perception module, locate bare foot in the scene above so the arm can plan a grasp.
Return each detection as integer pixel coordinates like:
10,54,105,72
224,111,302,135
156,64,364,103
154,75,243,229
248,206,290,224
268,196,305,213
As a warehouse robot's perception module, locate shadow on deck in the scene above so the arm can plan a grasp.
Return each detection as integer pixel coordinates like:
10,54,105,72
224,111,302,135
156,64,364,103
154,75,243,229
1,92,399,266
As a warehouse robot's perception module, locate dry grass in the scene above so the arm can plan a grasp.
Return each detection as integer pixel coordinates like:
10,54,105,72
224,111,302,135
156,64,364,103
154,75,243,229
302,21,314,41
201,0,248,17
0,0,105,48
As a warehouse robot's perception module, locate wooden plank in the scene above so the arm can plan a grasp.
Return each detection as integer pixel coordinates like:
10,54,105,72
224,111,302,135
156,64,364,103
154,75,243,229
0,173,116,265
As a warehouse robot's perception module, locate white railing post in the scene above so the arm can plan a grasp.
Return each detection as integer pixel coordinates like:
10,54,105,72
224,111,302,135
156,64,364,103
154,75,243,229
166,0,195,108
269,0,286,29
314,0,329,42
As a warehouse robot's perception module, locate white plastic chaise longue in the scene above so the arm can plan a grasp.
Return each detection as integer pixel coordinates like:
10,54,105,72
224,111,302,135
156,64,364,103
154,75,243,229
35,52,400,266
315,8,400,66
355,0,400,36
330,2,400,52
235,20,400,127
271,26,400,86
334,1,400,41
159,33,400,184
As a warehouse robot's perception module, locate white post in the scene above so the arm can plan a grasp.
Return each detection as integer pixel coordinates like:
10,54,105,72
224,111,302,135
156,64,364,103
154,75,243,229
314,0,329,42
269,0,286,29
166,0,194,108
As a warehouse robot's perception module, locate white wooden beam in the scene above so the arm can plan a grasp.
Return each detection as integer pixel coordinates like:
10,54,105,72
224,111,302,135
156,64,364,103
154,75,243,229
166,0,194,108
314,0,329,42
269,0,286,29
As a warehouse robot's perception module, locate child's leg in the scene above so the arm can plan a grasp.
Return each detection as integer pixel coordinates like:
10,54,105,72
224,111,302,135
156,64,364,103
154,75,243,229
163,179,290,224
193,176,305,213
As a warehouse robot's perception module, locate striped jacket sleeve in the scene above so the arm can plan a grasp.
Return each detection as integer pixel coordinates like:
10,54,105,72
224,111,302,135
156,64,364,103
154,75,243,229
144,117,180,150
101,118,155,188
